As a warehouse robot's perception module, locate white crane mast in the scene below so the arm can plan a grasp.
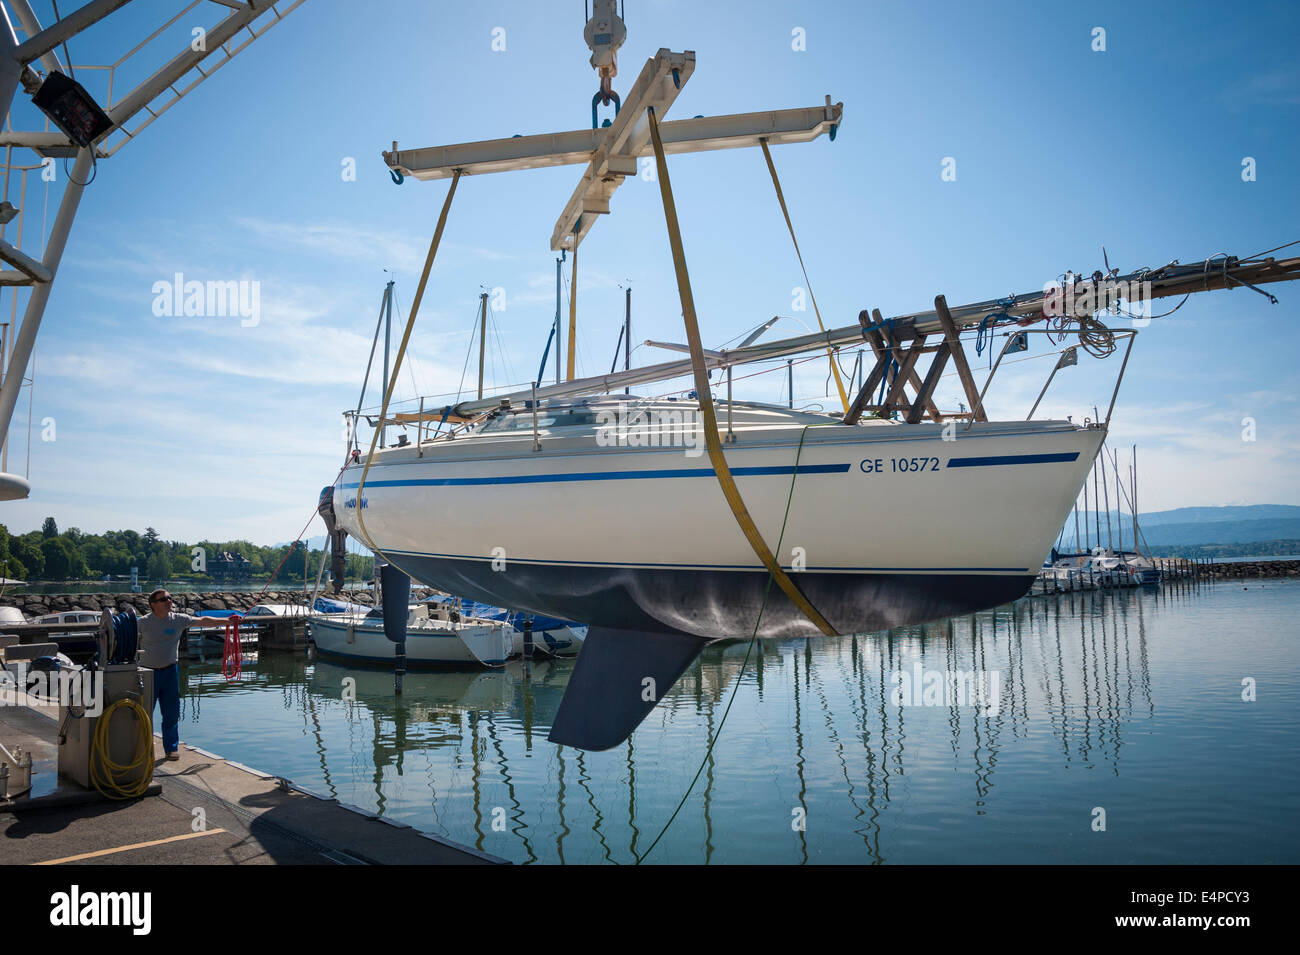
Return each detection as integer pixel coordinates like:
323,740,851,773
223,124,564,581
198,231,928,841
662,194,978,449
0,0,306,501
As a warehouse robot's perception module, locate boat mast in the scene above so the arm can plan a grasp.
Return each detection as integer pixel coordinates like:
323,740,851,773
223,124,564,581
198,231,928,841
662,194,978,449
1102,448,1113,550
1132,445,1141,556
1084,478,1090,552
1073,495,1081,555
1114,448,1124,552
1093,461,1101,551
625,286,632,395
445,249,1300,420
381,279,393,448
477,291,488,400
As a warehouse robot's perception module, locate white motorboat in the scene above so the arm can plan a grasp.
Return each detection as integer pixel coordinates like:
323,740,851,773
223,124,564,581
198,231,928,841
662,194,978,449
308,601,517,667
422,595,586,658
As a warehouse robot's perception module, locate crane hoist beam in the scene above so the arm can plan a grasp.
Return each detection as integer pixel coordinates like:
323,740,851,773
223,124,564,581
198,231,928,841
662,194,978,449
380,48,843,252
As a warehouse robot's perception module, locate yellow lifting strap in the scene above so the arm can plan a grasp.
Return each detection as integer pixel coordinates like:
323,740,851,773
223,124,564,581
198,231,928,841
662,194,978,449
566,241,578,381
646,107,837,637
759,139,851,417
355,170,463,555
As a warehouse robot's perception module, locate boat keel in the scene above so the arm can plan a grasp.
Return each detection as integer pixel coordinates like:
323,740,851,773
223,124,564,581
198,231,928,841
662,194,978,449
547,627,711,751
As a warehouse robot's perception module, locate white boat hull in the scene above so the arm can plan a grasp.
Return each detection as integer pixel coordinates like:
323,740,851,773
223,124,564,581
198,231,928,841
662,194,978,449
309,615,514,666
334,417,1105,639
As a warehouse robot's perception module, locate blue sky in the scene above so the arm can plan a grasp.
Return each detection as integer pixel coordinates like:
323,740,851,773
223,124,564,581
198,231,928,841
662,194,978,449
2,0,1298,542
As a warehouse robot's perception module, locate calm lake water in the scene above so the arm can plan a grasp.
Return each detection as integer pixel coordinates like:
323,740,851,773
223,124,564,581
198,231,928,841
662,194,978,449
174,577,1300,864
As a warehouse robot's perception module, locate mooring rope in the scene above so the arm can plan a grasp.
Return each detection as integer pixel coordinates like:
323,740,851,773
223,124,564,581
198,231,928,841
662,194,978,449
636,424,816,863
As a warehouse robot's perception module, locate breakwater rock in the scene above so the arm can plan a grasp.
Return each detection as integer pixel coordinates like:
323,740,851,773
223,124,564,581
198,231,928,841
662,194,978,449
0,588,440,620
1201,559,1300,580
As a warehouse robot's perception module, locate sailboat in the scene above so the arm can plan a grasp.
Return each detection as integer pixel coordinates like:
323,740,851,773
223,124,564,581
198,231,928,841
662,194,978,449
319,239,1300,749
320,17,1300,749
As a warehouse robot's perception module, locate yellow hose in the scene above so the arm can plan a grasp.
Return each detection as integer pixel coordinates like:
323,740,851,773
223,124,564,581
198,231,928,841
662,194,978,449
89,697,155,800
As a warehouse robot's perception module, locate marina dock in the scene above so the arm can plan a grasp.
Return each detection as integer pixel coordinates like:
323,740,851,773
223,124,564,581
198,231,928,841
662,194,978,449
0,685,506,865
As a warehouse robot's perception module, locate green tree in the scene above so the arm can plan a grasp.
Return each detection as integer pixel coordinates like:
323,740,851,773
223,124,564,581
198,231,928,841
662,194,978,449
273,541,310,581
13,536,43,578
41,538,72,579
41,516,58,538
147,549,171,583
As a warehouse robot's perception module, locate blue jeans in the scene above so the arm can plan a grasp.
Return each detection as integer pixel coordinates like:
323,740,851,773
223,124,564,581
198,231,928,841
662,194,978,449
152,664,180,753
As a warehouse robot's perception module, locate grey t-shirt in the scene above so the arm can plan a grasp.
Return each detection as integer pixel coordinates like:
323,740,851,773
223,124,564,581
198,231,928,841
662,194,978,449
136,612,200,669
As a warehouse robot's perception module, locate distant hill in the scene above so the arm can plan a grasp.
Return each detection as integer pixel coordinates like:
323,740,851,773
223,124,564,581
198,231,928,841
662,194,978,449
1060,505,1300,551
1137,505,1300,527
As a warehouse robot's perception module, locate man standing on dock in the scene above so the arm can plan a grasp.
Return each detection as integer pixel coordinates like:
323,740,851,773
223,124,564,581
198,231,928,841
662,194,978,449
137,590,199,762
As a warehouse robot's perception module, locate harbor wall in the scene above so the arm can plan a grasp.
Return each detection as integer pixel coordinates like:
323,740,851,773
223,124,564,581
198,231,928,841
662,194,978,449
4,561,1298,619
1200,559,1300,579
0,588,440,619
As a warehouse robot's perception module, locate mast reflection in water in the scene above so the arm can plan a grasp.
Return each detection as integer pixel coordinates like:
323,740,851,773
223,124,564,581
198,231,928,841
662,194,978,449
178,578,1300,864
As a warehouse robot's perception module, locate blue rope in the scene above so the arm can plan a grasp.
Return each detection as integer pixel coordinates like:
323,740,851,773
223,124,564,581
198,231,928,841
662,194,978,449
976,298,1017,367
876,318,898,409
108,612,138,665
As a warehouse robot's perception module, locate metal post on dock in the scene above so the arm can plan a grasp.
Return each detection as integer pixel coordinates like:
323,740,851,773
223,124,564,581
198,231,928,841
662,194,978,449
726,364,735,443
381,279,393,449
624,286,632,395
477,291,488,400
531,383,541,452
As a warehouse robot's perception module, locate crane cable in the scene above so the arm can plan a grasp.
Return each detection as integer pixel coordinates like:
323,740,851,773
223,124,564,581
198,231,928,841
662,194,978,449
759,139,851,417
354,171,462,571
648,106,836,637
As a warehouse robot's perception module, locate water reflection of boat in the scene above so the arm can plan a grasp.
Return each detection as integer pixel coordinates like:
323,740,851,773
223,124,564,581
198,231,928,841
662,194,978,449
308,657,518,712
307,656,576,741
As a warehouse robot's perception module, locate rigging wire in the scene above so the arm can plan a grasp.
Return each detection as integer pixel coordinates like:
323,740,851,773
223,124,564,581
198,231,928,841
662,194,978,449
452,298,483,406
1245,237,1300,260
488,299,515,391
389,293,422,400
636,424,816,864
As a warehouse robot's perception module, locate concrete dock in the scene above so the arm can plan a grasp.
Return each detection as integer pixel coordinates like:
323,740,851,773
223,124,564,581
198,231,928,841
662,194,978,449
0,689,506,865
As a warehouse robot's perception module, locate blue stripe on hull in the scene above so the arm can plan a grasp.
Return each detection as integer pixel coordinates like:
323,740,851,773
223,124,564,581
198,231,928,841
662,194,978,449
947,452,1080,467
341,449,1083,491
341,462,849,489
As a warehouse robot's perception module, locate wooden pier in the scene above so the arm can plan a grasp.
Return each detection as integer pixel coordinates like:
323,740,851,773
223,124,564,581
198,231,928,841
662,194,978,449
0,615,308,664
